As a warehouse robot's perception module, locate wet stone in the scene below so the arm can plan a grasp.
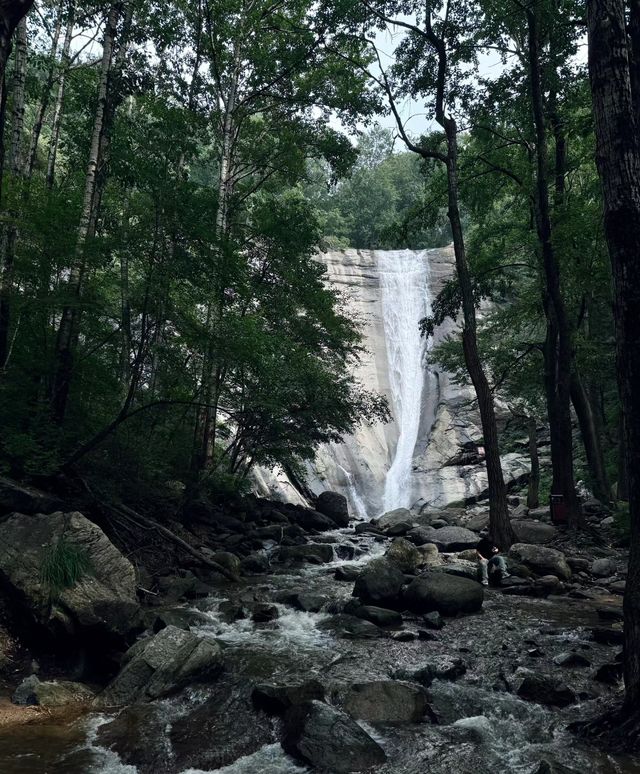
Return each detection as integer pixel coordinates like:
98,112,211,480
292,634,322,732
282,700,386,772
343,680,431,723
553,652,591,668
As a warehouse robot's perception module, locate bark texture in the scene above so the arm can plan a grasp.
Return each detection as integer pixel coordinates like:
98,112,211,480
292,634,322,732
588,0,640,713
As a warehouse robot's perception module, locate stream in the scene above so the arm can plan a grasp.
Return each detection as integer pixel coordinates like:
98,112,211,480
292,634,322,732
1,526,639,774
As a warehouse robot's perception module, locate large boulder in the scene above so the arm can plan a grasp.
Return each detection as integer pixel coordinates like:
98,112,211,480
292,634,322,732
375,508,413,531
407,525,479,552
12,675,95,707
282,700,386,772
424,526,480,552
0,511,140,644
343,681,430,723
353,558,404,607
315,492,349,528
385,538,423,572
95,625,223,706
511,520,557,545
515,672,577,707
590,557,616,577
508,544,572,580
296,509,337,532
403,573,484,616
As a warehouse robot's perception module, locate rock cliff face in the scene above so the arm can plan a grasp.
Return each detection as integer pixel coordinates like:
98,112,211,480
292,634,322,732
254,248,529,518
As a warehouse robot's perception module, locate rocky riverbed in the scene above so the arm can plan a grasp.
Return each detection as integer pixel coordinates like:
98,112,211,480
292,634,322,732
0,478,637,773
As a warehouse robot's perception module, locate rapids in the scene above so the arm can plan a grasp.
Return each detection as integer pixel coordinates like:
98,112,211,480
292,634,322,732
2,526,639,774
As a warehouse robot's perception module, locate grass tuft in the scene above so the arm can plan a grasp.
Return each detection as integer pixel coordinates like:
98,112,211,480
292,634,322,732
40,538,94,596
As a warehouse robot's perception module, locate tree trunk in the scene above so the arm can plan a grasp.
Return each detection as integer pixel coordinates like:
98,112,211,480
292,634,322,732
26,1,63,181
45,0,74,190
570,369,610,502
51,3,121,423
587,0,640,715
527,6,581,527
192,55,239,477
527,416,540,509
0,17,27,370
443,117,514,549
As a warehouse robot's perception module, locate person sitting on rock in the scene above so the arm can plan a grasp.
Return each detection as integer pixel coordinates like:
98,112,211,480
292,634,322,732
476,534,509,586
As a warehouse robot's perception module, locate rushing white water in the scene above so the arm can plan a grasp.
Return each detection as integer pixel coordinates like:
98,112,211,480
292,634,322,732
378,250,432,512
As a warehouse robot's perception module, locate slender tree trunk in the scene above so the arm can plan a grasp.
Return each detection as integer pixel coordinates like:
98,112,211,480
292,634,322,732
0,17,27,370
618,413,629,501
527,6,581,527
46,1,74,190
192,57,239,477
26,1,63,180
51,3,121,423
587,0,640,717
0,2,34,195
570,369,610,502
444,119,514,548
527,416,540,508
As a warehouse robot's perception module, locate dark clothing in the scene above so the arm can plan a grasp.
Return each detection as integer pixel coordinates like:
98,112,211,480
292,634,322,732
476,537,498,560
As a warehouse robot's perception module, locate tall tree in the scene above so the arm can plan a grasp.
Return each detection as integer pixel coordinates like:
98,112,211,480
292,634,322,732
362,0,515,549
587,0,640,737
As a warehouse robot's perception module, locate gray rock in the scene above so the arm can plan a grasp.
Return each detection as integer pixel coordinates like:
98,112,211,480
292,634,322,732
508,544,572,580
318,614,385,640
438,561,479,582
409,526,480,552
393,656,466,686
553,652,591,668
353,605,402,627
208,552,241,580
466,512,489,532
375,508,413,531
282,700,386,772
515,672,576,706
417,543,440,564
279,543,334,564
385,538,423,572
353,558,404,607
296,510,337,532
334,565,360,582
12,675,94,707
252,680,325,714
386,521,413,536
422,611,444,630
95,626,223,706
403,573,484,616
315,492,349,528
600,516,615,528
406,526,436,546
150,607,211,633
0,511,140,643
511,520,557,545
343,680,430,723
590,557,616,578
528,507,551,521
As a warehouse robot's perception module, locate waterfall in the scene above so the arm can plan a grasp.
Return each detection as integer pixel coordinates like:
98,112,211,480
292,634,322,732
378,250,432,512
336,462,369,521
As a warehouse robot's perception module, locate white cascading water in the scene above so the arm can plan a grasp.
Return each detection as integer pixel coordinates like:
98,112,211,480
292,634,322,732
378,250,432,512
